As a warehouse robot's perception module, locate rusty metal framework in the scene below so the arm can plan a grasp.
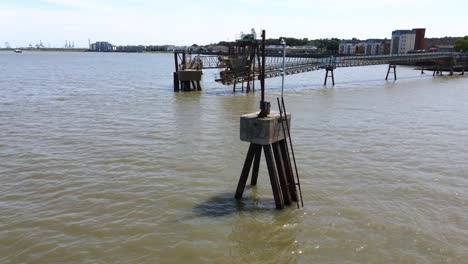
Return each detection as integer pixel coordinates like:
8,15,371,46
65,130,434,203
175,49,468,90
213,52,467,85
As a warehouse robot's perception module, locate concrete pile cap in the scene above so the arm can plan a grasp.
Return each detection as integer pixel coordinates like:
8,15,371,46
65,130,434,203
177,70,202,81
240,111,291,145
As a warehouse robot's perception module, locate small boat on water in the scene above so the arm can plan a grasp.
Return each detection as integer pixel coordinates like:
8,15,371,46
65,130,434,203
14,49,22,53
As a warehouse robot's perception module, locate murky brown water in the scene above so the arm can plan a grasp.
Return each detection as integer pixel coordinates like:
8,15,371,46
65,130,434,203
1,51,467,263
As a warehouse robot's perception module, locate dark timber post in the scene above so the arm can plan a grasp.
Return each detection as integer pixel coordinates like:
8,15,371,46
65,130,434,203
263,144,284,208
181,51,191,91
235,139,289,209
386,64,397,80
250,145,262,186
272,141,292,205
235,143,258,200
182,51,186,70
173,52,180,91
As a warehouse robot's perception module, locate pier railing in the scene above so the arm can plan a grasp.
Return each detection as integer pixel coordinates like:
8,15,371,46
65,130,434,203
191,52,466,84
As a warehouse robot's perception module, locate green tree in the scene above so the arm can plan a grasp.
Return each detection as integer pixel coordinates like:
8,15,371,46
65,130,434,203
454,36,468,52
314,38,340,55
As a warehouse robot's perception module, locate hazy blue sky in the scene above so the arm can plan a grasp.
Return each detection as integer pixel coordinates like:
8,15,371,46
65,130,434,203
1,0,466,48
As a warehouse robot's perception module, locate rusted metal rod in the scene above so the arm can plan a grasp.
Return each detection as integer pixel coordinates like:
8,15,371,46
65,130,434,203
261,30,266,103
281,97,304,207
277,97,300,208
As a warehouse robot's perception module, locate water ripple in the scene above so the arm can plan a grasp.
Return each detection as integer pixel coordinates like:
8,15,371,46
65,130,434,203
0,51,467,263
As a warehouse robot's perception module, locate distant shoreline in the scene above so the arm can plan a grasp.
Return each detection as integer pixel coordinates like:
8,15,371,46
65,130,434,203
0,48,173,53
0,48,87,52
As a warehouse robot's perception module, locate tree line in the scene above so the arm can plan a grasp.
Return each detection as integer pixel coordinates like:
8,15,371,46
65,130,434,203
454,36,468,52
217,37,340,55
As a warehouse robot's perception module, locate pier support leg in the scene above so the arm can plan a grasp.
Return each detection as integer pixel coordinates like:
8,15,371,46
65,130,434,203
235,143,285,209
174,52,180,92
182,81,191,91
236,141,299,209
272,142,291,205
462,67,465,75
263,144,284,209
173,72,179,91
324,66,335,86
434,65,441,76
182,51,186,70
279,139,297,201
235,143,257,200
250,145,262,186
386,64,397,80
331,69,335,85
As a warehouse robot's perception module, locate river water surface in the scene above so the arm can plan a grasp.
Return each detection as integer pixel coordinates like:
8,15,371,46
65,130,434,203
0,51,467,263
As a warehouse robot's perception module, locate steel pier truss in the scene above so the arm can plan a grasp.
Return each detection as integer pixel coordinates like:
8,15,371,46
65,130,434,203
179,50,468,88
